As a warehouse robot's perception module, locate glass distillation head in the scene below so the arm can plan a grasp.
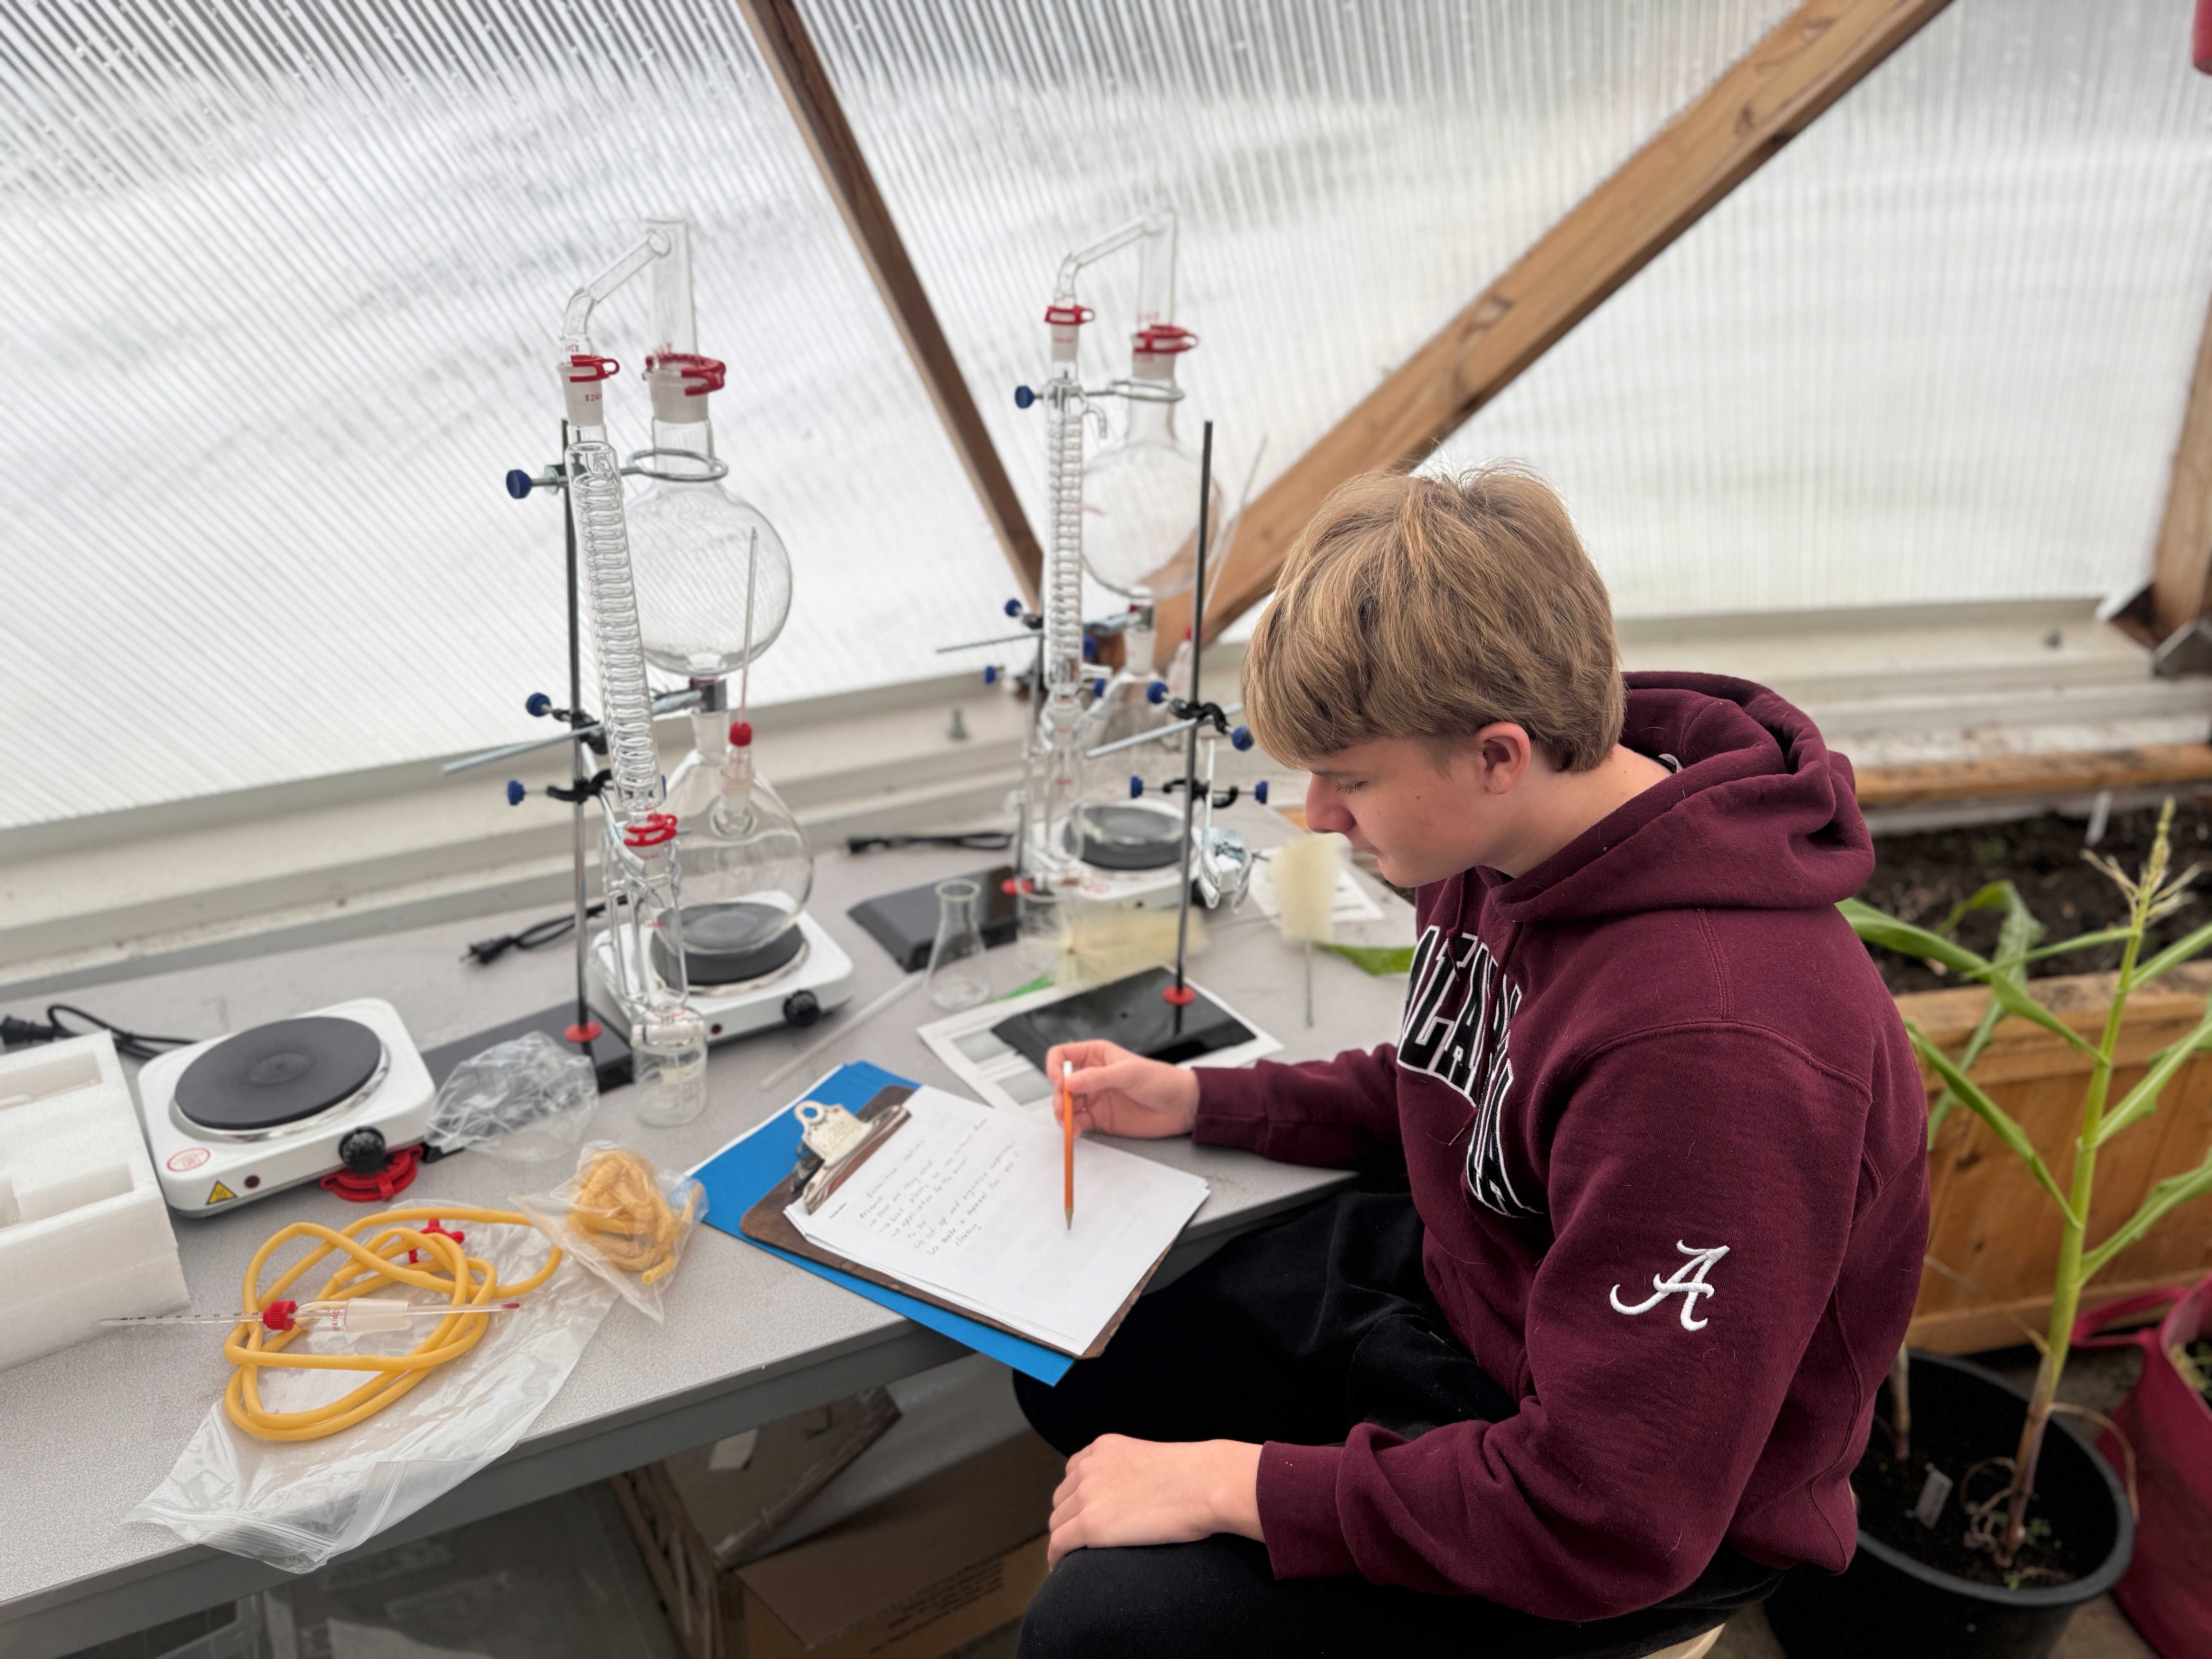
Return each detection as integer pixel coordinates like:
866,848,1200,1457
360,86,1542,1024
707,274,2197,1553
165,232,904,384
1079,323,1222,605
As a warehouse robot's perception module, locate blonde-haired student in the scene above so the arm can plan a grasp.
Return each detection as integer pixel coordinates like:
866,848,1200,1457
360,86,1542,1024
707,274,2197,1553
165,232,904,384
1016,467,1928,1658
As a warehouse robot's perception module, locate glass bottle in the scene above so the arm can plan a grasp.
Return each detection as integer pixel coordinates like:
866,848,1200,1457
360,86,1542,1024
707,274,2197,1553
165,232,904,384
927,879,991,1010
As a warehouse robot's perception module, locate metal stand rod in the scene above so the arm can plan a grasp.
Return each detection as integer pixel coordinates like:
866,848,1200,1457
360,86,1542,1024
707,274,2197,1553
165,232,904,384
562,418,596,1043
1167,420,1214,1019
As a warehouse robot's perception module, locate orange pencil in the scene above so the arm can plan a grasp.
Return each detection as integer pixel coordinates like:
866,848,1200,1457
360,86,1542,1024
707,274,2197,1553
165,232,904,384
1060,1058,1075,1230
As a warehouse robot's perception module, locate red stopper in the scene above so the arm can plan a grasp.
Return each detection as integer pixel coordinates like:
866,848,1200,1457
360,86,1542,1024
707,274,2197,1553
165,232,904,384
261,1300,298,1333
729,720,754,747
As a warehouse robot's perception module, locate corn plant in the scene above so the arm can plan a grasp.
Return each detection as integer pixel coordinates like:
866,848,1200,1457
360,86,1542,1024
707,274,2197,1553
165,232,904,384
1844,801,2212,1566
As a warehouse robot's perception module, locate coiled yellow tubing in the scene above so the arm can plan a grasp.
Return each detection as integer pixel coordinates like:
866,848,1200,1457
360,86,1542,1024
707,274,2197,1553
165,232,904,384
223,1206,561,1443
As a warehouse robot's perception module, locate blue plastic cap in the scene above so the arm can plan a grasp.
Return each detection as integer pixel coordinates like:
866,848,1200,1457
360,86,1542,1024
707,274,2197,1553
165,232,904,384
505,780,526,806
982,664,1000,685
1081,637,1097,661
525,691,552,718
1254,780,1270,804
1230,724,1254,752
505,469,534,500
1013,385,1036,409
1092,678,1106,698
1146,679,1168,705
1128,776,1144,798
1003,598,1024,618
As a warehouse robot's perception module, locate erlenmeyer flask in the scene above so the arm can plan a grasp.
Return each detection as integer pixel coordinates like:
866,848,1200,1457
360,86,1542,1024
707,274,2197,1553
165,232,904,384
927,879,990,1010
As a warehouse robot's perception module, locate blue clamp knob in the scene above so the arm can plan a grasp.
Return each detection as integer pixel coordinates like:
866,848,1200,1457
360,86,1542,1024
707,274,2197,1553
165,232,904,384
982,664,1000,685
1230,724,1254,752
1081,637,1097,662
1254,779,1270,805
504,780,527,806
1129,775,1145,798
1004,598,1024,618
505,469,534,500
525,691,553,718
1146,679,1169,705
1013,385,1037,410
1091,677,1107,698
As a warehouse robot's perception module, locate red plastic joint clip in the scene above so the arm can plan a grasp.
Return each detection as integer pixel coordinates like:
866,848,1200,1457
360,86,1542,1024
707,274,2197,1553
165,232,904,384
622,811,679,849
566,353,620,383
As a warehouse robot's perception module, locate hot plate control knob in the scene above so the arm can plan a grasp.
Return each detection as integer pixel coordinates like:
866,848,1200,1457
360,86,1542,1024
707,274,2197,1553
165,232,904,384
782,990,822,1029
338,1127,388,1175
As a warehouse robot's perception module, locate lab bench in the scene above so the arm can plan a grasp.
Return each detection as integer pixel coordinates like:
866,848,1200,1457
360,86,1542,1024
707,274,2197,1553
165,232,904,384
0,831,1414,1659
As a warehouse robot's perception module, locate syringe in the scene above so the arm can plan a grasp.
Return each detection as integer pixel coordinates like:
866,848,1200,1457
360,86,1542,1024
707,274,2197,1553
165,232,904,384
103,1298,524,1334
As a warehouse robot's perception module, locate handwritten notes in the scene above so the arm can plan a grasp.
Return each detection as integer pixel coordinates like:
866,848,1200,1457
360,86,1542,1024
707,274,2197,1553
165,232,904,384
785,1086,1209,1355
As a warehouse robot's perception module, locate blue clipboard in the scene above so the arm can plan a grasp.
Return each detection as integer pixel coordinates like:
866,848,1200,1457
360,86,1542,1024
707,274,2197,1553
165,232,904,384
691,1061,1075,1385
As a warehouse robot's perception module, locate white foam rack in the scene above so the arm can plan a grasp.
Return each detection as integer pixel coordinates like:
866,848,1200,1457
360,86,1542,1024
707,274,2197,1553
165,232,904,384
0,1032,188,1372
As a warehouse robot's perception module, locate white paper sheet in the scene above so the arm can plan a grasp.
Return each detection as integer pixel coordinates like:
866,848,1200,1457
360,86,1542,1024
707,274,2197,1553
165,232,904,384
785,1086,1209,1354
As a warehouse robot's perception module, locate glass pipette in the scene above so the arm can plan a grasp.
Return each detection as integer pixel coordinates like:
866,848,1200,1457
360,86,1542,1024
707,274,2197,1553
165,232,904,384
103,1299,524,1334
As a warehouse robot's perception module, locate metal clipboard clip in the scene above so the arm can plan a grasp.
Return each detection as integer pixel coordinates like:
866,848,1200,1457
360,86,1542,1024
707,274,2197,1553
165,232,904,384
790,1096,912,1213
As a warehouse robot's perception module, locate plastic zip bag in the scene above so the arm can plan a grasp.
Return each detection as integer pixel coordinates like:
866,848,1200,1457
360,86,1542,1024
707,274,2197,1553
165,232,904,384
514,1143,704,1322
128,1221,615,1574
426,1032,598,1163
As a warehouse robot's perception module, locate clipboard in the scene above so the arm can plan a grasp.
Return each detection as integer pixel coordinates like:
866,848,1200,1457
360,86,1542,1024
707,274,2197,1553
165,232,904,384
735,1080,1171,1363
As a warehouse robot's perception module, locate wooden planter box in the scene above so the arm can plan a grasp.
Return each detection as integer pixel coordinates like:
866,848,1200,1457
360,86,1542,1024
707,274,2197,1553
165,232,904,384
1901,964,2212,1354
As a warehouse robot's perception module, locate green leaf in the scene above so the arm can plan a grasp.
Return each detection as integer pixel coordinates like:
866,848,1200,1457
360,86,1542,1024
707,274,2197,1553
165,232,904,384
2012,928,2134,965
1841,900,1995,977
2082,1152,2212,1279
1908,1024,2081,1228
1941,881,2048,955
1844,898,2100,1055
2094,1003,2212,1147
1927,883,2048,1149
2131,917,2212,988
1320,943,1416,976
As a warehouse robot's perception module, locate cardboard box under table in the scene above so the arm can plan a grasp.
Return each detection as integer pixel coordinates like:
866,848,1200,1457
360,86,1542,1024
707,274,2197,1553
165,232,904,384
622,1431,1063,1659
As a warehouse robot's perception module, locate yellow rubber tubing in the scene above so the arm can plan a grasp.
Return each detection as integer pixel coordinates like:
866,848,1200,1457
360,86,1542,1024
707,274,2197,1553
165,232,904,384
220,1205,562,1443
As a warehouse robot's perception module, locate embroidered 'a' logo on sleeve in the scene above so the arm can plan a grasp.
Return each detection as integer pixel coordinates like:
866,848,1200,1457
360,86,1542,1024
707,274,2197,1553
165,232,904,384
1609,1241,1730,1331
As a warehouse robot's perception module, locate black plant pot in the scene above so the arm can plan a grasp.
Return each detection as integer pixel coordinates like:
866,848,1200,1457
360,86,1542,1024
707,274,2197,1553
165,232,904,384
1765,1351,2133,1659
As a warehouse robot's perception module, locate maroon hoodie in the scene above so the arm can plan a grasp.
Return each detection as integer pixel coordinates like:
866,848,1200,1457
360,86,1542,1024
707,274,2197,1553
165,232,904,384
1194,674,1928,1620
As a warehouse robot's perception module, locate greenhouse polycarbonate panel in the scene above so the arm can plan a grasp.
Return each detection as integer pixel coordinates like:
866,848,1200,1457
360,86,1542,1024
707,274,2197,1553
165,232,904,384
799,0,1801,606
1434,0,2212,621
0,0,1005,829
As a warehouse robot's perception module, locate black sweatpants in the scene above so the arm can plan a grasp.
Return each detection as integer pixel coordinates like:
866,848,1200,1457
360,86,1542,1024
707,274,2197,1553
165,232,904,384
1013,1191,1781,1659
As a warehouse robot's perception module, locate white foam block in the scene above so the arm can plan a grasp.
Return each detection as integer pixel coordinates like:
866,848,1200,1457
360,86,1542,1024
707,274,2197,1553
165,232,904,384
0,1033,188,1372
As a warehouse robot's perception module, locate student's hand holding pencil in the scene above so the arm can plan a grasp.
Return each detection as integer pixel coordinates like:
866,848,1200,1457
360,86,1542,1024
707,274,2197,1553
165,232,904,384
1044,1040,1200,1140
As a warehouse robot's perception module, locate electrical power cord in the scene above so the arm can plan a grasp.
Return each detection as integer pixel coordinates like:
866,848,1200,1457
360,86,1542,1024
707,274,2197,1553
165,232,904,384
0,1004,197,1061
845,831,1013,854
462,902,608,965
225,1206,562,1442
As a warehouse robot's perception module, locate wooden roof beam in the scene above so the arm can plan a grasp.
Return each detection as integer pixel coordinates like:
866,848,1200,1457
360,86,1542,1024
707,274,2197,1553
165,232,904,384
1159,0,1953,659
736,0,1045,603
2150,285,2212,642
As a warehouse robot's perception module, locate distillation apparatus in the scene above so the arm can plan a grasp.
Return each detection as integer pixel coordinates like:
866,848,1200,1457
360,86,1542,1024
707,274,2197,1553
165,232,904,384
1013,210,1224,888
613,223,839,1037
552,229,709,1126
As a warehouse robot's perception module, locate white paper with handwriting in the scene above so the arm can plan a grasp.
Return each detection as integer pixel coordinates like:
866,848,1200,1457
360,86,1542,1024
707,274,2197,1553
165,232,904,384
785,1085,1209,1354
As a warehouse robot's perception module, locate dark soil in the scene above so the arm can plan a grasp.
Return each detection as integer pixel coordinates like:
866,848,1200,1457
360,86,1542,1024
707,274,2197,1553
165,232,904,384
1859,802,2212,996
1854,1431,2093,1589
